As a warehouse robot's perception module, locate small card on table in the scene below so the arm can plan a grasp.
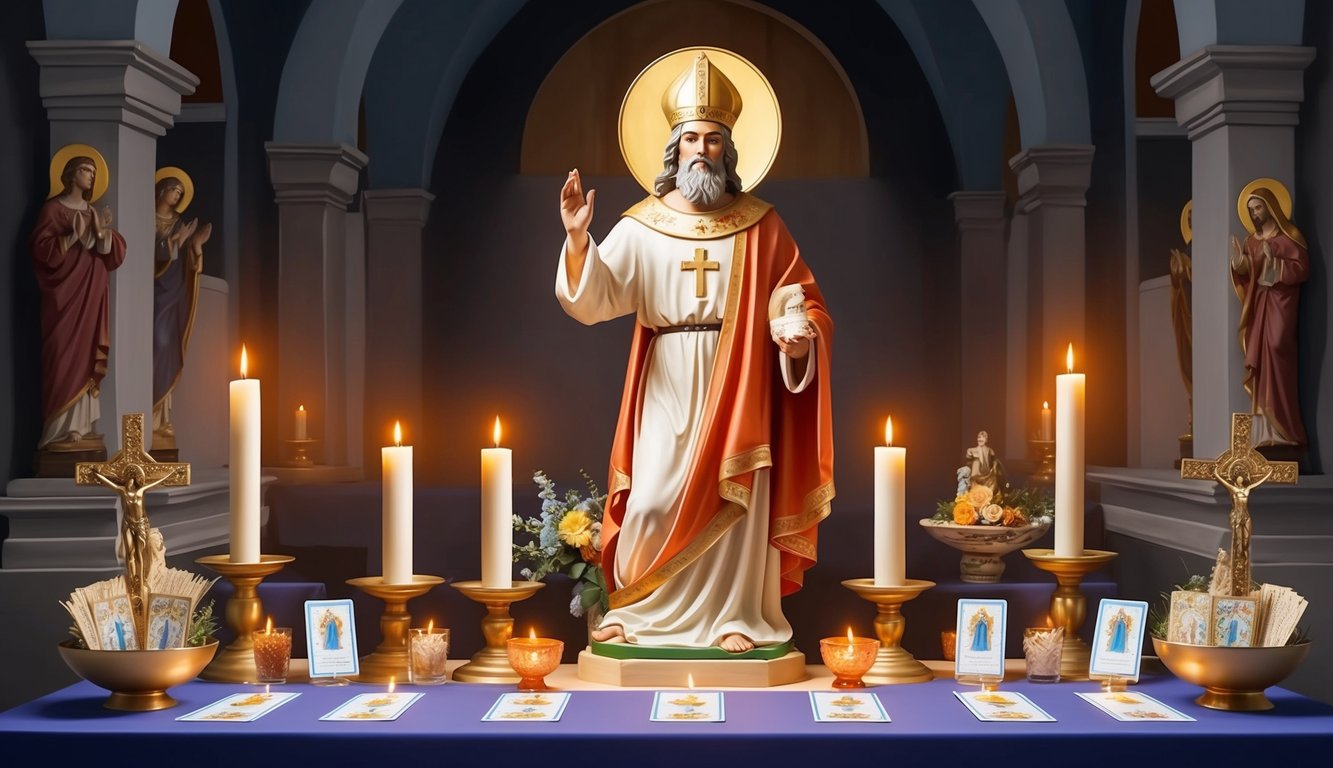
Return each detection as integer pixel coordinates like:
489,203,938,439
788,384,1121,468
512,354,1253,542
955,598,1007,680
954,690,1056,722
1088,599,1149,681
482,692,572,722
650,691,724,722
177,691,300,722
809,691,890,722
1076,691,1195,722
304,599,359,680
320,691,423,721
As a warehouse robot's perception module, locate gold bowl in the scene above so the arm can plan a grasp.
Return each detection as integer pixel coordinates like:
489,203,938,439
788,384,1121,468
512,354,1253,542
1152,637,1311,711
58,640,218,711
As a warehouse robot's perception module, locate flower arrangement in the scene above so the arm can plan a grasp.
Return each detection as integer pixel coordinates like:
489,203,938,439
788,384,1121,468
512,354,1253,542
513,470,609,618
931,483,1053,528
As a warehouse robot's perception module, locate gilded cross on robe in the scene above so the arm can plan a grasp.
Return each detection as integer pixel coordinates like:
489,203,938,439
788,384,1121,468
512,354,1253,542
680,247,719,298
75,414,191,645
1180,413,1297,596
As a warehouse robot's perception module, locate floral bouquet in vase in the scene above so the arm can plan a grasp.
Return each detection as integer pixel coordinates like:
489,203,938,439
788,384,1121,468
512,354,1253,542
513,470,609,626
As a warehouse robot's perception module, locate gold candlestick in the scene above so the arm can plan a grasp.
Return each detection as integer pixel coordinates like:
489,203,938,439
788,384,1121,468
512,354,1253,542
1029,439,1055,485
842,578,936,684
346,575,445,683
1022,548,1117,681
195,554,294,682
450,580,545,684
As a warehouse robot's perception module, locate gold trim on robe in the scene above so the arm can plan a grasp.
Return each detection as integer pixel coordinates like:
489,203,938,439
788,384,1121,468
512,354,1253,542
623,193,772,240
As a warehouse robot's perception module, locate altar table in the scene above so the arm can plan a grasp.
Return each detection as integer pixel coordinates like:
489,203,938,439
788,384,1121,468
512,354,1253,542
3,663,1330,767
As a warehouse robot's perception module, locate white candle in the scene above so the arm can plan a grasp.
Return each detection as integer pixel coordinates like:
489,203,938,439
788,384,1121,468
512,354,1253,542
873,416,906,586
1055,345,1085,557
382,421,413,584
229,345,261,563
294,405,307,440
1040,401,1053,442
480,416,513,588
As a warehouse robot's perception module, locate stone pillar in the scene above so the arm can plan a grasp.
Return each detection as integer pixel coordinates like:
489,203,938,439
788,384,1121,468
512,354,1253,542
1009,145,1095,431
949,191,1008,449
1152,45,1315,459
1004,208,1031,463
264,143,368,469
363,189,433,474
27,41,198,454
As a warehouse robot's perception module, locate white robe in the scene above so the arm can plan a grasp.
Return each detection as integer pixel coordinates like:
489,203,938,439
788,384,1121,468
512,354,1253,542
557,216,815,647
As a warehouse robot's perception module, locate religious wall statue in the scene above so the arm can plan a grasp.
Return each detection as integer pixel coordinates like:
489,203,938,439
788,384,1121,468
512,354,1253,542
1169,200,1192,441
152,167,211,447
555,49,834,653
1228,181,1308,450
29,146,127,453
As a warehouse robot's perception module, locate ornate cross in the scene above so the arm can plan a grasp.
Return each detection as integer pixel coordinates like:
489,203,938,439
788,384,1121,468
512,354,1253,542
75,414,190,645
680,247,719,298
1180,413,1297,595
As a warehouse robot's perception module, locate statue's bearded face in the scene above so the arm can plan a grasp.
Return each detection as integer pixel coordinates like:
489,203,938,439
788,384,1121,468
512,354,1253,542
1247,197,1270,229
675,120,727,206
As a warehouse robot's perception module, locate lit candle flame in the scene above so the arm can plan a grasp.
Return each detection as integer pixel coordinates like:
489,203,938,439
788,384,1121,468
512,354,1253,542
1043,400,1049,410
299,404,305,413
240,344,249,379
1066,343,1074,374
529,627,536,640
393,420,403,447
388,677,395,694
493,416,502,447
265,616,273,634
884,416,893,447
427,619,434,633
847,626,854,642
264,683,270,697
687,673,695,689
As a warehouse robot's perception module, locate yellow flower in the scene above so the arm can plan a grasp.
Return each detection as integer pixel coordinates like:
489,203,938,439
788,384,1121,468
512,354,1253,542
981,503,1004,523
965,485,993,509
952,500,977,525
558,510,594,548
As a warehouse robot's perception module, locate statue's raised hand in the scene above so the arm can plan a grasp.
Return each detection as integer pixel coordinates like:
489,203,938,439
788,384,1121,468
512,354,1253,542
96,204,113,231
560,169,595,251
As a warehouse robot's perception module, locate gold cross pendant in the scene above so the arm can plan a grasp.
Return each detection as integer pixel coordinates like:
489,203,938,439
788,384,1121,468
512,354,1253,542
680,247,720,298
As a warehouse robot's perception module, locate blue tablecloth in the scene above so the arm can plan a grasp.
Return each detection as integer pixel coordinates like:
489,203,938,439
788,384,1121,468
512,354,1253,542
3,671,1329,766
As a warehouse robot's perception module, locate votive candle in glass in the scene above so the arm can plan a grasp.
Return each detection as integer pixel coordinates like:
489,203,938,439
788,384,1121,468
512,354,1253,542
1022,627,1064,683
252,622,292,684
819,629,880,689
409,625,450,685
506,631,563,691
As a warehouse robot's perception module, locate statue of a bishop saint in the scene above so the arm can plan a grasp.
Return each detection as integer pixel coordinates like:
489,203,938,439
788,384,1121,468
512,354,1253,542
555,50,834,653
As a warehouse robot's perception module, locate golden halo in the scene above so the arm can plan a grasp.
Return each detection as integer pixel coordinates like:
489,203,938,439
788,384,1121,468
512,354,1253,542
619,47,781,194
48,144,109,203
1179,200,1192,245
1236,178,1292,234
155,166,195,213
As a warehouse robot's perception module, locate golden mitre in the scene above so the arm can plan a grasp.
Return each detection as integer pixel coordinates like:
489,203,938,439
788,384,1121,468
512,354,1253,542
661,51,743,129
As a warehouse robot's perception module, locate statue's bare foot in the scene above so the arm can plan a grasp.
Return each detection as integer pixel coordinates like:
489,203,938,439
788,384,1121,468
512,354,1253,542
718,633,754,653
591,624,625,643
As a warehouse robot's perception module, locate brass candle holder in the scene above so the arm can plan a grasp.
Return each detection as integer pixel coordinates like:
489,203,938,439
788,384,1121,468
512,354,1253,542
450,580,546,684
841,578,936,684
195,554,294,682
1029,439,1055,485
1022,548,1117,681
285,438,316,467
507,636,564,691
346,575,445,683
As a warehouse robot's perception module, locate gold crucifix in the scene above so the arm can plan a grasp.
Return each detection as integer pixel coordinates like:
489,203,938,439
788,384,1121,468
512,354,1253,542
680,247,719,298
76,413,191,646
1180,413,1297,596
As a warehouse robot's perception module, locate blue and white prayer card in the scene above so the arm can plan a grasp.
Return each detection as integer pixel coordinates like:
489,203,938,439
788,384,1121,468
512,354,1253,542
304,599,359,679
955,598,1007,680
1088,599,1148,682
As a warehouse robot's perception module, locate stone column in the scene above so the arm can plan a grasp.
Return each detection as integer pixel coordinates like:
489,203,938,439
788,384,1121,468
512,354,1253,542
363,188,433,473
1009,145,1095,429
264,143,368,469
1004,208,1031,463
948,191,1008,449
27,41,198,454
1152,45,1315,459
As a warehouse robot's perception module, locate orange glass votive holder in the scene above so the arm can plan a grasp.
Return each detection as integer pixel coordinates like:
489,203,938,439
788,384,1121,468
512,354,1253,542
252,627,292,684
819,636,880,688
506,637,563,691
941,630,958,661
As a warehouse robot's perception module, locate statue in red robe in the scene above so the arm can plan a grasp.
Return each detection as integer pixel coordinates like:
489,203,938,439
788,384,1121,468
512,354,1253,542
1229,187,1308,449
29,155,127,451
